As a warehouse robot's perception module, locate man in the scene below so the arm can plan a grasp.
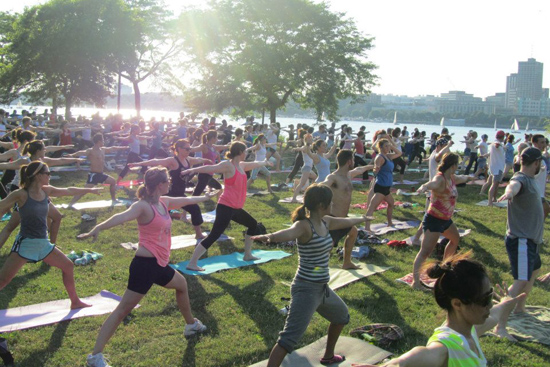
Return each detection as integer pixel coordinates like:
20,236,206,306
67,133,128,208
265,123,281,171
484,131,506,207
531,134,549,218
312,124,328,142
494,147,544,340
322,150,372,269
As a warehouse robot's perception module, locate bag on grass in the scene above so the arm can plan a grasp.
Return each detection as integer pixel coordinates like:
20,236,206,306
350,323,404,347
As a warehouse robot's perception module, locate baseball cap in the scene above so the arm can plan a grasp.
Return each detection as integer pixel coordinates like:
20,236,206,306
436,137,449,146
496,130,505,139
521,147,543,163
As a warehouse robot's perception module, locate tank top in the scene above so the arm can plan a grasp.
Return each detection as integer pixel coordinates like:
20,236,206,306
168,156,190,196
19,190,49,239
315,155,331,183
375,154,394,187
354,139,365,155
11,154,30,188
202,145,218,175
255,143,267,161
295,219,333,283
303,150,314,168
427,326,486,367
428,173,457,221
218,165,247,209
138,201,172,267
129,136,140,154
60,130,72,145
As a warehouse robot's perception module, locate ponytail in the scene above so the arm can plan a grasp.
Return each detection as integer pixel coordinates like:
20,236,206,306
225,141,246,159
291,205,307,223
291,184,332,222
23,140,44,156
136,166,169,203
20,161,46,189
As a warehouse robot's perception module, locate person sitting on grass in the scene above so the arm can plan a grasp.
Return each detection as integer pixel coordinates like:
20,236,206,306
78,167,215,367
352,252,526,367
253,184,373,367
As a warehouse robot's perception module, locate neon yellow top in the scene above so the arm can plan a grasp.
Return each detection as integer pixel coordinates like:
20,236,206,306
427,326,487,367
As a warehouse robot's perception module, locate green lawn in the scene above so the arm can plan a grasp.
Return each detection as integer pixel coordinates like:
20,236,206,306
1,162,549,367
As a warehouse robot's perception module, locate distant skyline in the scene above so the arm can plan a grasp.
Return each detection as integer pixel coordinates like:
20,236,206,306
7,0,550,99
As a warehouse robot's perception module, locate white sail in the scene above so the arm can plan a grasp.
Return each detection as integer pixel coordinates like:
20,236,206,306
393,111,397,125
440,117,445,127
525,122,529,131
494,119,497,131
511,119,520,131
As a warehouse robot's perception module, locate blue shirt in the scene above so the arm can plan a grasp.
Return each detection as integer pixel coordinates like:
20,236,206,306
505,142,514,164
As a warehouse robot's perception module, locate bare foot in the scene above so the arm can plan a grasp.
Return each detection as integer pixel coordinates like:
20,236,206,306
195,233,206,240
342,262,361,270
71,300,92,309
411,282,431,292
537,273,550,283
387,222,394,227
186,265,205,271
493,327,518,342
411,238,421,246
243,254,260,261
290,199,298,203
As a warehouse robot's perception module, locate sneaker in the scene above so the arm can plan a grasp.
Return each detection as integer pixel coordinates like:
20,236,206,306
0,337,14,367
87,352,111,367
184,318,207,337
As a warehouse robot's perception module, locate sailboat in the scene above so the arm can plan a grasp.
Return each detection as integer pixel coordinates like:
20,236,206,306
510,119,520,133
525,122,529,132
440,117,445,128
494,119,497,131
393,111,398,125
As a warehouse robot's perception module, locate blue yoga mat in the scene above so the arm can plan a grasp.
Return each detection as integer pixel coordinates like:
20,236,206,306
171,250,292,275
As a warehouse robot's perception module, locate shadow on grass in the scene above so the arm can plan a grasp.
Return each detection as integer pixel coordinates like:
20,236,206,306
18,320,69,367
514,341,550,363
462,217,501,238
0,262,50,309
467,238,510,275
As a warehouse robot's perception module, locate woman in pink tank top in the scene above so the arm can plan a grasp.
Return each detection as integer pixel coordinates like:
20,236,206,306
78,167,216,367
181,141,273,271
412,152,476,291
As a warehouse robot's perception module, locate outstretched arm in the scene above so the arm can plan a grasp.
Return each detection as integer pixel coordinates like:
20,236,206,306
240,160,273,172
160,192,217,210
42,157,85,167
349,164,374,179
43,185,102,198
129,157,176,169
324,215,373,231
45,144,75,153
351,343,447,367
454,174,476,185
252,220,310,244
180,160,231,176
498,179,522,202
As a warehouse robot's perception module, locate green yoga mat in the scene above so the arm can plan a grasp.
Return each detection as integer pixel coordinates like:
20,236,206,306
171,250,292,275
506,306,550,345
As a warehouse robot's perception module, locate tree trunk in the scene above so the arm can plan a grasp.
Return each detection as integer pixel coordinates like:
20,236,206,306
269,106,277,124
51,93,58,124
65,98,72,120
117,73,122,113
133,81,141,117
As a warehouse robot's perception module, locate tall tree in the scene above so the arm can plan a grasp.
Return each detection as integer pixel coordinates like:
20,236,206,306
178,0,377,122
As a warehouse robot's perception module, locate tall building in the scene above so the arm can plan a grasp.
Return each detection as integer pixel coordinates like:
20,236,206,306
505,58,546,115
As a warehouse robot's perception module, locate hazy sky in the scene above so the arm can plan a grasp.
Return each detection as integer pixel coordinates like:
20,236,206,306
8,0,550,99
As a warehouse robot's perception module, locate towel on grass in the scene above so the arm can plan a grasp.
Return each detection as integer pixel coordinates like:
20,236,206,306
120,233,233,251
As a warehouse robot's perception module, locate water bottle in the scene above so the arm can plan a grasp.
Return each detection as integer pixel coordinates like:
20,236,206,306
74,257,86,266
67,251,79,262
90,252,103,261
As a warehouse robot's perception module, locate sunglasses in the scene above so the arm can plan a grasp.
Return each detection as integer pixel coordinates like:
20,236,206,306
471,288,493,308
40,171,52,176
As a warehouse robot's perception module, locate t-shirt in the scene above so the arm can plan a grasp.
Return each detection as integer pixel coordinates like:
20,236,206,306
505,142,514,164
534,159,547,199
312,131,328,141
507,172,544,244
428,150,438,181
488,141,505,175
478,141,488,157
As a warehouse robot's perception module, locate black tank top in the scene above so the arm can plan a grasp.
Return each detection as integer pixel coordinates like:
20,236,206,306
169,156,191,196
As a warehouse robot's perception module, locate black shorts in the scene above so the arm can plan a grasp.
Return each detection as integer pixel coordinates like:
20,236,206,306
87,172,109,185
373,184,391,196
127,256,175,295
329,227,352,247
422,213,453,233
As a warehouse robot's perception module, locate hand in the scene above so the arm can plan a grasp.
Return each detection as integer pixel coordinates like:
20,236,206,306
497,191,512,202
251,234,270,242
180,169,193,177
77,228,99,242
205,190,219,199
417,184,427,193
265,160,274,167
537,272,550,283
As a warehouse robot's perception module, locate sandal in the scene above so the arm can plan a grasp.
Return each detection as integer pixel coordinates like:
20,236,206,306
320,354,345,365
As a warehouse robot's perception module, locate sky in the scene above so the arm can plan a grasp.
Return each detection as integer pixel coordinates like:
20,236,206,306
7,0,550,99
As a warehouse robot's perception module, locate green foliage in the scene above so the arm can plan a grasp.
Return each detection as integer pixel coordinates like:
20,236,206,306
178,0,377,122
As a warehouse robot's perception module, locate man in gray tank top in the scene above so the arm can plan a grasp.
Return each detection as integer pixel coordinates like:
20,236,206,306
494,147,544,340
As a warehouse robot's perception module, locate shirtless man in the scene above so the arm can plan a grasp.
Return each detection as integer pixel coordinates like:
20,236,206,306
321,149,373,269
67,133,128,208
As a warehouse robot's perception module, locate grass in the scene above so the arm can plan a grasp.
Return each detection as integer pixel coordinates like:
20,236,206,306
1,158,549,367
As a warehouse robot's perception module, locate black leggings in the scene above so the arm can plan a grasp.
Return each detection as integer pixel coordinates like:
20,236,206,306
119,152,147,179
169,189,204,226
393,156,406,175
287,152,304,181
464,152,478,175
354,155,370,180
200,204,257,249
192,173,222,196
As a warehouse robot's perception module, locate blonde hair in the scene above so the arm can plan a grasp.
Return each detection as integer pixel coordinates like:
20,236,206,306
136,167,169,202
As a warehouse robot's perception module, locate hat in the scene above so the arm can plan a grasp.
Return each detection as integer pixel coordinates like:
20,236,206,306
436,137,448,146
496,130,505,139
521,147,543,163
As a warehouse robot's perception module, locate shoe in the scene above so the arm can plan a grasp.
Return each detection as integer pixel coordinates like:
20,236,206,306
184,318,207,338
87,352,111,367
0,337,14,367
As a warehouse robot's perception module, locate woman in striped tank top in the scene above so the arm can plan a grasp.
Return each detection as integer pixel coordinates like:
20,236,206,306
354,253,525,367
253,184,372,367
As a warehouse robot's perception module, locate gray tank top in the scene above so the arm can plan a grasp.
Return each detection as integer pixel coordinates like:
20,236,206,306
19,190,49,239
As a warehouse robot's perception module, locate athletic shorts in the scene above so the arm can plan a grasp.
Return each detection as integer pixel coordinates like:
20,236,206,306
373,183,391,196
11,234,55,263
422,213,453,233
127,256,175,295
250,165,271,180
329,227,352,247
491,171,503,183
505,236,541,281
87,172,109,185
477,158,487,170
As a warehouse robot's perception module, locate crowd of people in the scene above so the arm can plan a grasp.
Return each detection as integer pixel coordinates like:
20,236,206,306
0,107,548,367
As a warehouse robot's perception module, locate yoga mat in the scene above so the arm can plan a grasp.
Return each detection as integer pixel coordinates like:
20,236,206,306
0,290,139,333
246,190,271,197
360,220,420,236
56,198,133,210
475,200,508,208
1,213,10,222
202,210,217,223
249,336,392,367
505,306,550,345
328,264,391,290
120,233,233,251
467,179,508,187
114,180,143,187
396,272,436,289
392,180,419,186
279,195,304,203
404,229,472,246
50,166,89,172
171,250,292,275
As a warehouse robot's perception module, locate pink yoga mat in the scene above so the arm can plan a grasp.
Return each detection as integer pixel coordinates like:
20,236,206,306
0,290,138,333
396,272,436,289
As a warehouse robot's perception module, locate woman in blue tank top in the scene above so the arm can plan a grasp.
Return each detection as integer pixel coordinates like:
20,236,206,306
304,139,338,183
252,184,373,367
364,138,402,232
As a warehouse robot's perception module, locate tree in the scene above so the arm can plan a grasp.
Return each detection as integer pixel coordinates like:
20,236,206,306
0,0,137,118
178,0,377,123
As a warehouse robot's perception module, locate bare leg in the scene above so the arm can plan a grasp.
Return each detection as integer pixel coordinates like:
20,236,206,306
291,172,310,202
488,176,500,206
385,194,394,226
43,248,91,309
193,225,205,239
187,243,207,271
163,272,195,324
323,323,345,359
441,224,460,259
266,173,273,193
509,268,540,313
92,289,144,354
412,230,440,289
48,203,63,244
342,226,359,270
364,193,385,232
0,252,28,290
243,234,259,261
104,176,117,202
68,183,95,208
0,212,20,250
480,175,492,196
267,344,288,367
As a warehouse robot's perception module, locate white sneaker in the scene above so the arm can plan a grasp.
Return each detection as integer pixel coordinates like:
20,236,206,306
184,318,207,337
87,353,111,367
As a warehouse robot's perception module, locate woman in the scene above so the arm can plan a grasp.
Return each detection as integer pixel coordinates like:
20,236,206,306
304,138,337,183
190,130,228,196
0,162,99,310
391,128,407,184
412,153,475,290
364,138,402,232
252,184,372,367
290,134,317,203
463,131,479,176
181,142,271,271
117,125,149,182
247,134,277,193
502,134,520,180
285,129,307,185
79,167,213,367
353,252,526,367
129,139,214,239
